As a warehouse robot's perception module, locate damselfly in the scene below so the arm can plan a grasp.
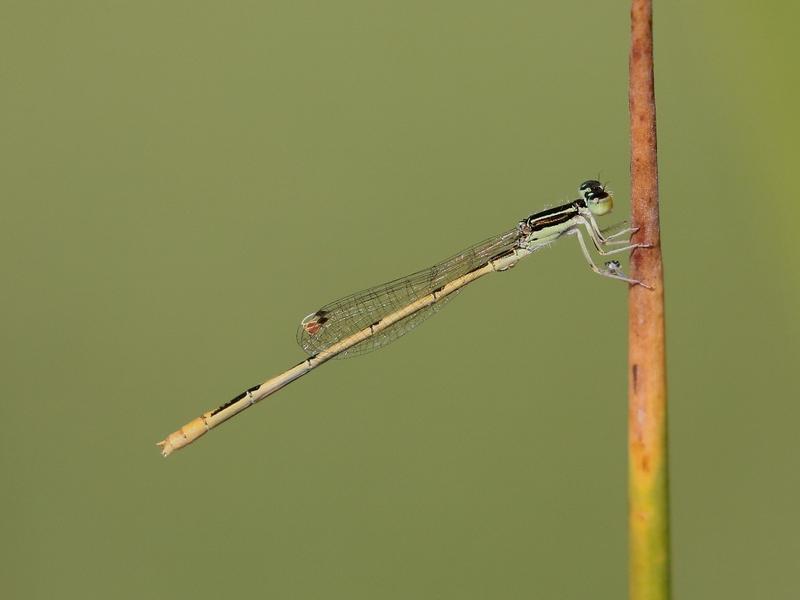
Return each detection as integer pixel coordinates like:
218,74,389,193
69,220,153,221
158,180,647,456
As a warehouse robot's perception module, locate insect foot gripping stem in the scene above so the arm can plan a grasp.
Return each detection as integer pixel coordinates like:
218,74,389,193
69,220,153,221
156,414,210,457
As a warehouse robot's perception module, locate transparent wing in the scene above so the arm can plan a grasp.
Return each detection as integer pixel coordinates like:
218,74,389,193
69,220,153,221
296,227,522,358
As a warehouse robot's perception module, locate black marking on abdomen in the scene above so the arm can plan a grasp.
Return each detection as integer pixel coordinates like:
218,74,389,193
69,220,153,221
212,385,256,416
215,392,246,414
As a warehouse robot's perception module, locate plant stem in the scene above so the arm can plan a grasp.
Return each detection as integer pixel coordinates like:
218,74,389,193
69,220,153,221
627,1,670,599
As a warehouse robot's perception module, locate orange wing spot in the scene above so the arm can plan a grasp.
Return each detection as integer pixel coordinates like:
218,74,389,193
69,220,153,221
302,311,328,335
304,321,323,335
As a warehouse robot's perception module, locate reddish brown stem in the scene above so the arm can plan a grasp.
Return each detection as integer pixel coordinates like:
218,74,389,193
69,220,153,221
628,0,670,599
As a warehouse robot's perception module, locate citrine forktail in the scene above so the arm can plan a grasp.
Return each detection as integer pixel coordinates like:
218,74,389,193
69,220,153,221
157,180,648,456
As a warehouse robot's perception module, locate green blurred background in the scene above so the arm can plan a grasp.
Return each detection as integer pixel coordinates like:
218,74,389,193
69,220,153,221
2,1,798,598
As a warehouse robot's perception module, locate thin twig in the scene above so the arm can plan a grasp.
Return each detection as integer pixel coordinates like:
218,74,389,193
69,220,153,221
628,0,670,599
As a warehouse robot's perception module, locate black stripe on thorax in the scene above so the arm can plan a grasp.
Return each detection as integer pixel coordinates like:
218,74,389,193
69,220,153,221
521,199,584,233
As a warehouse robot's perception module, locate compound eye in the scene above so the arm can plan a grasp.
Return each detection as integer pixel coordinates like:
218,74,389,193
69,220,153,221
579,180,606,201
